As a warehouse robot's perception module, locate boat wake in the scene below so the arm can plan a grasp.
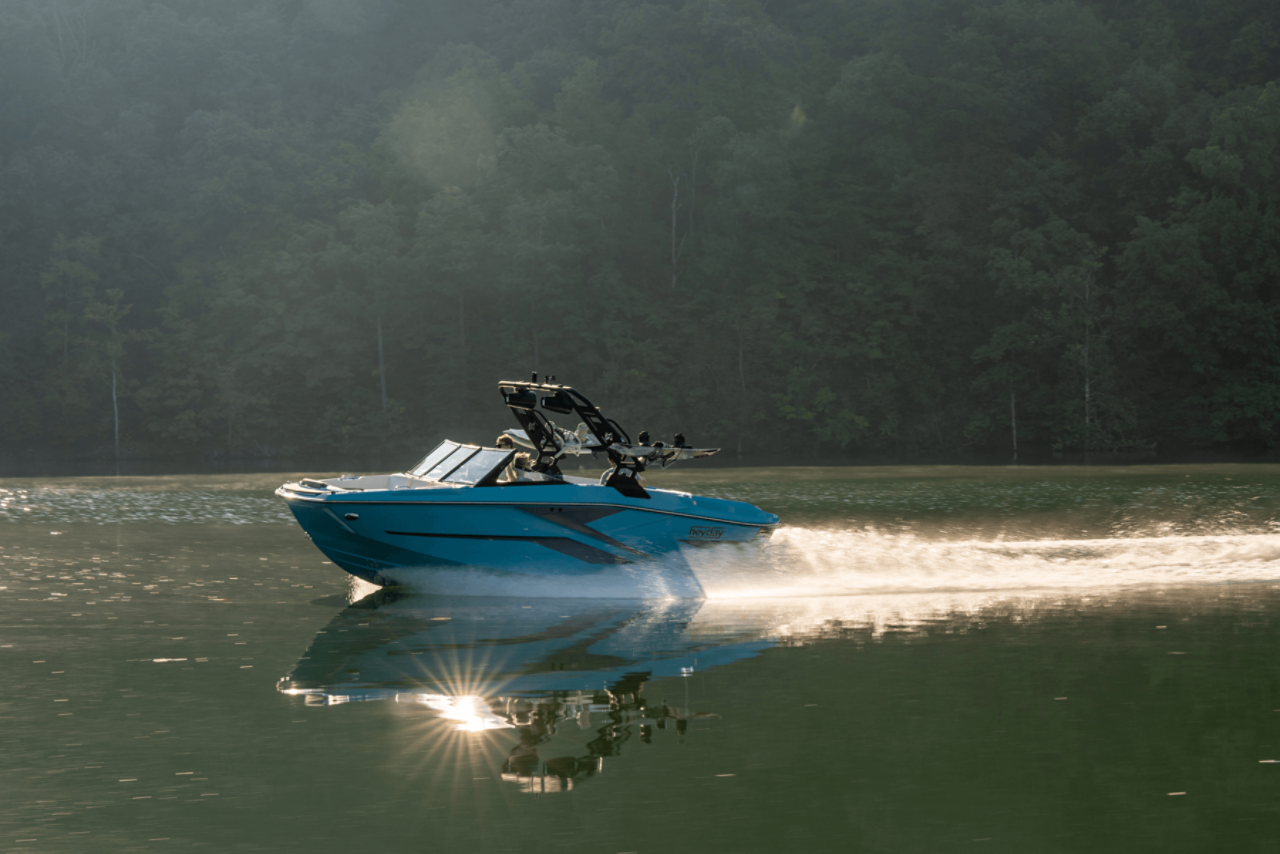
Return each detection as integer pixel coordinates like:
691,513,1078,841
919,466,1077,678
360,556,709,600
350,525,1280,603
692,526,1280,599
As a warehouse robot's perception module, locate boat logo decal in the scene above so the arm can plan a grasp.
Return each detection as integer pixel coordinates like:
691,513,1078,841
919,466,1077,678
687,526,724,540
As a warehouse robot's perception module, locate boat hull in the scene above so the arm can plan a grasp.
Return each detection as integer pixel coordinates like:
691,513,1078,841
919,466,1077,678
276,482,777,598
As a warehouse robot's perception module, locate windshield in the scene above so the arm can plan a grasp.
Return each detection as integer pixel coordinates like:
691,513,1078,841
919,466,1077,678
443,449,513,485
410,442,458,477
425,445,478,480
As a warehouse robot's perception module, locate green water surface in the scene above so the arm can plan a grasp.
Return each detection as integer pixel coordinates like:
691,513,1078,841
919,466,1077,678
4,466,1280,852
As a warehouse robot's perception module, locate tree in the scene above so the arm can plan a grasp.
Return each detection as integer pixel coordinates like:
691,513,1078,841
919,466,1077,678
83,286,137,460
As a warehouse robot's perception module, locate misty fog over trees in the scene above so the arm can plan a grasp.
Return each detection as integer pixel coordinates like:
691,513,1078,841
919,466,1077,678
2,0,1279,464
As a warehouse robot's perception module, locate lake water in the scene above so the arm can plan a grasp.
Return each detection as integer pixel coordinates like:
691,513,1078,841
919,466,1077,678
4,465,1280,852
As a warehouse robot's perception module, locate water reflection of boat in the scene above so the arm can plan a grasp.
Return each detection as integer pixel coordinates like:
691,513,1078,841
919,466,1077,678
276,378,778,598
278,589,772,792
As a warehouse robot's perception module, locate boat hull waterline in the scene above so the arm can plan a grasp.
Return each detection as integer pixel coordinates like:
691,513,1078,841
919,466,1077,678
277,481,778,598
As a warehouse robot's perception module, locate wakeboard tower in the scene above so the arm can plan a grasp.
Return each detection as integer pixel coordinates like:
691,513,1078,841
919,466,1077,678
498,372,721,496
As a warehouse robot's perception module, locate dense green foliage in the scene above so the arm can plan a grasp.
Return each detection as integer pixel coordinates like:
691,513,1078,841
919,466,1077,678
3,0,1280,462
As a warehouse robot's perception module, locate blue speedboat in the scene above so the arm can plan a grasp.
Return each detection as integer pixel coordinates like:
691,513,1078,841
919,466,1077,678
277,377,779,597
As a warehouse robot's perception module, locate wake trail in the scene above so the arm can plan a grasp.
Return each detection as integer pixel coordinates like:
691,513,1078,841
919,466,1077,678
691,526,1280,599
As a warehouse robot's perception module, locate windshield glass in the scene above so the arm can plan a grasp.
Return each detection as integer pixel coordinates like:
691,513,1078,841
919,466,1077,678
410,442,458,477
443,449,513,485
425,445,477,480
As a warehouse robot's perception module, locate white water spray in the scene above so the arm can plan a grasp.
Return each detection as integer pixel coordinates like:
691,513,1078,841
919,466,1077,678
690,525,1280,599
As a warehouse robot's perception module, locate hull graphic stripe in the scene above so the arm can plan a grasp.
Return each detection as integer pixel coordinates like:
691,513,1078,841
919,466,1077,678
516,506,649,557
384,531,632,566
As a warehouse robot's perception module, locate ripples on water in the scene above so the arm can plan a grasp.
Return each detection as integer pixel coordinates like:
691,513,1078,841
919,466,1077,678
8,468,1280,536
6,468,1280,603
697,476,1280,538
0,484,291,526
6,467,1280,850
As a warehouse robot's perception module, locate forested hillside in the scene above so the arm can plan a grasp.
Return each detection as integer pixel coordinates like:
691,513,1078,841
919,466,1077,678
3,0,1279,463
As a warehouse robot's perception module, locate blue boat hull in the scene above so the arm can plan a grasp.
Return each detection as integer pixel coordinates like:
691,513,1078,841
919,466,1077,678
277,482,778,598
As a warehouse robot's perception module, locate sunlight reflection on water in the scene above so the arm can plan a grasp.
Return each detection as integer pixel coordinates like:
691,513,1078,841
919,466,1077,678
6,469,1280,850
0,486,292,525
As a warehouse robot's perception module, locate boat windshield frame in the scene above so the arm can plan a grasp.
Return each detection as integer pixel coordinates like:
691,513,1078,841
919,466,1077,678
410,441,461,477
408,441,515,487
424,444,478,480
441,448,515,486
